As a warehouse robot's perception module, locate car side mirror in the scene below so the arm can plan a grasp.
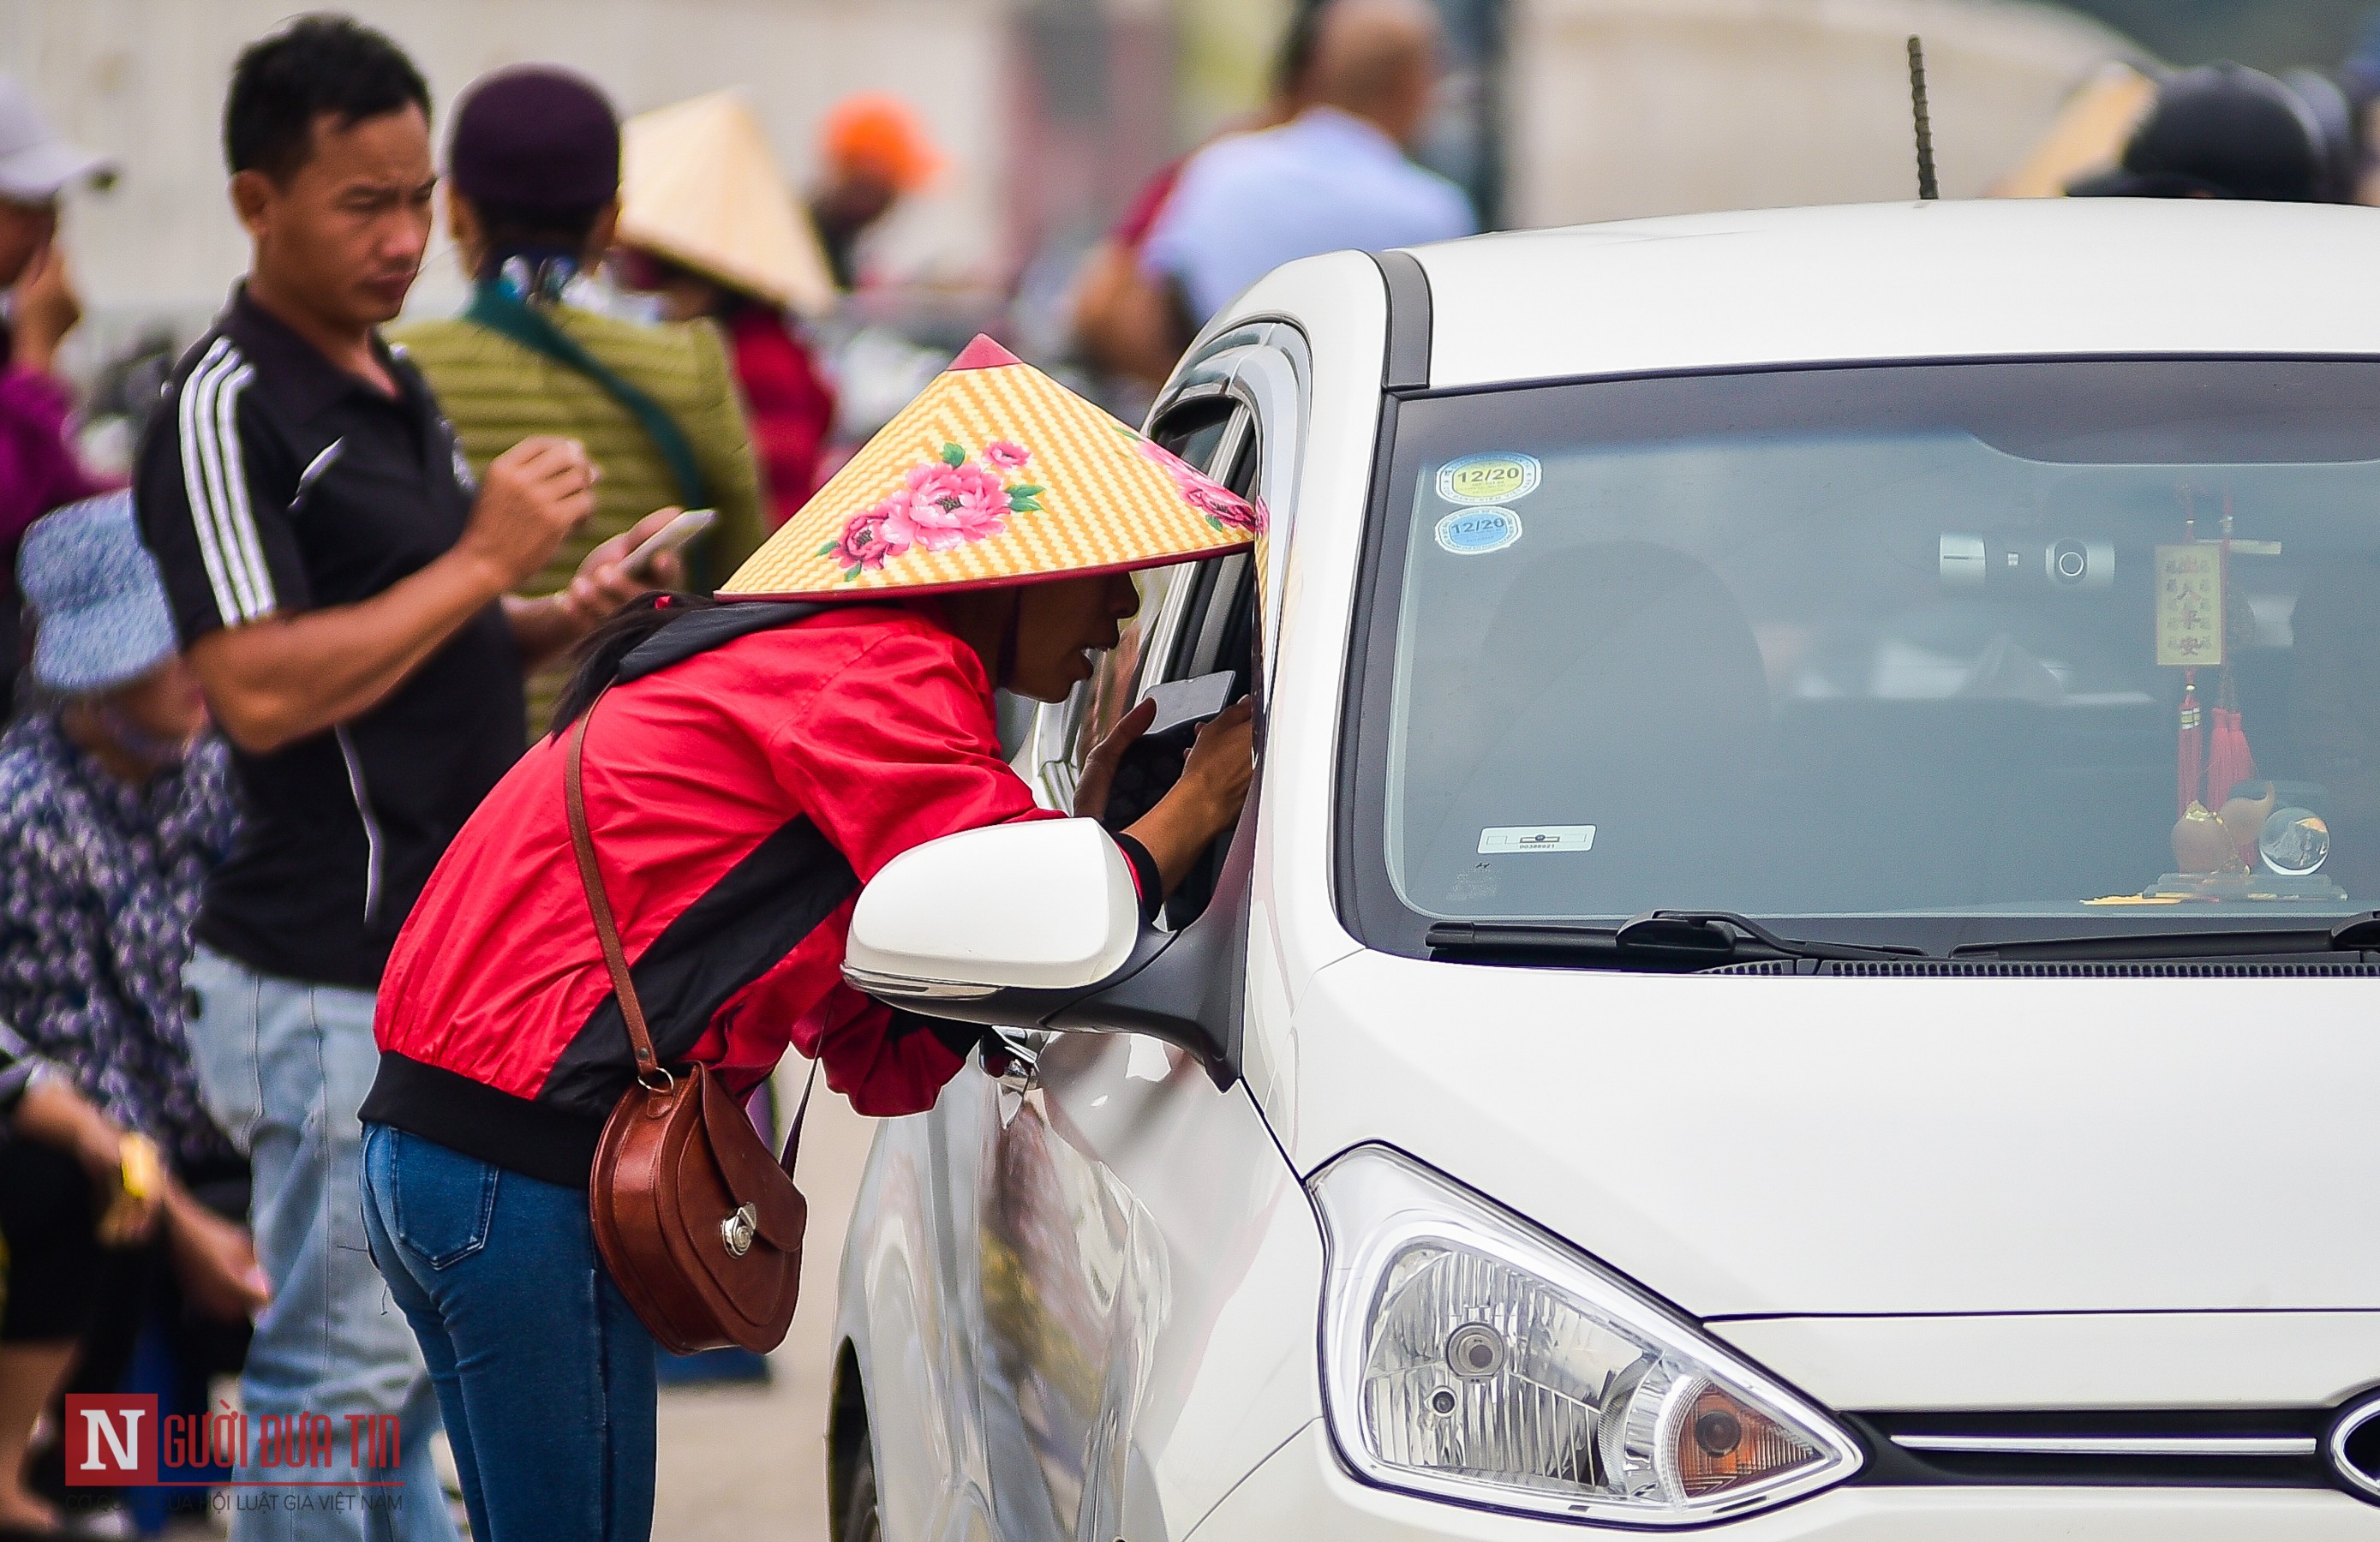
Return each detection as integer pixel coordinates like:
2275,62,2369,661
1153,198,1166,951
843,818,1141,1000
843,798,1259,1089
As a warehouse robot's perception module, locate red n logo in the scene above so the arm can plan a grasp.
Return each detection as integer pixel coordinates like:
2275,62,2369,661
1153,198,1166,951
63,1395,158,1485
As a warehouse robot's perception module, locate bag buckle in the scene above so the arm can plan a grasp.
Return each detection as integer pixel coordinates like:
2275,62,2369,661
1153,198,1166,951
721,1203,758,1258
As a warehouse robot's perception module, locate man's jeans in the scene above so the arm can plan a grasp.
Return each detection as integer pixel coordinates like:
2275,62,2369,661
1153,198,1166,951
362,1124,660,1542
183,946,457,1542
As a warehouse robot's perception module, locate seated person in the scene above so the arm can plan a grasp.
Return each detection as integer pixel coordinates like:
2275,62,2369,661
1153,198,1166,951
0,493,266,1533
0,1050,260,1535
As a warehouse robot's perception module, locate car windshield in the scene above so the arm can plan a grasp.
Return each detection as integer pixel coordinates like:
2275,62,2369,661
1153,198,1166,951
1350,358,2380,953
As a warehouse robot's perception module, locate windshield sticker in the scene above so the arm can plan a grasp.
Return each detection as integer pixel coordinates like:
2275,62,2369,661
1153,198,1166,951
1479,824,1596,855
1436,507,1522,556
1437,453,1541,505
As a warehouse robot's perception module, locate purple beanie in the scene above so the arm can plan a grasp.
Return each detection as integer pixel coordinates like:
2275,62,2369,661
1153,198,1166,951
449,66,619,215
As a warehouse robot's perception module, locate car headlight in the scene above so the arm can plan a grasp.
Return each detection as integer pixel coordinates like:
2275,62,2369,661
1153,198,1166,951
1312,1145,1862,1526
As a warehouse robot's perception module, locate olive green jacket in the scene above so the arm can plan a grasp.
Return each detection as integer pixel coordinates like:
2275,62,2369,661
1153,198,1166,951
393,307,765,738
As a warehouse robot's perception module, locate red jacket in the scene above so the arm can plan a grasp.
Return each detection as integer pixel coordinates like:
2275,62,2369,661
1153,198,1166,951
361,603,1054,1186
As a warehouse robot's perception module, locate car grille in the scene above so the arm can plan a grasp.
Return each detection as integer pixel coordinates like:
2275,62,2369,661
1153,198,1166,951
1846,1408,2342,1490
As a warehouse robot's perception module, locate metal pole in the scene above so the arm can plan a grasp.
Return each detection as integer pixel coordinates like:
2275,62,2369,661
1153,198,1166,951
1908,35,1940,200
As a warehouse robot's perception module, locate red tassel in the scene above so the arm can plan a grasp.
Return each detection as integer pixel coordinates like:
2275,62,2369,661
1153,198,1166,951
2177,672,2204,817
2207,705,2256,808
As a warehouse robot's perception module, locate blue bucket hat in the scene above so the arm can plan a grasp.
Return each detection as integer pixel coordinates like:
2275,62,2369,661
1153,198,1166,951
17,491,179,694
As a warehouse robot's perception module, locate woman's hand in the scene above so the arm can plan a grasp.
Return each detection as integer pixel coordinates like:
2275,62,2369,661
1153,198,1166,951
1122,699,1254,895
1075,698,1157,823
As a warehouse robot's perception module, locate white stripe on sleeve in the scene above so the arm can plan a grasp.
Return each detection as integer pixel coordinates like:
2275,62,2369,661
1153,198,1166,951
212,362,276,619
176,340,243,627
189,347,253,617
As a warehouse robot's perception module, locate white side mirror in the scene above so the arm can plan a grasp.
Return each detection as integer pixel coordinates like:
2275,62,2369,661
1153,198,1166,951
844,818,1141,1001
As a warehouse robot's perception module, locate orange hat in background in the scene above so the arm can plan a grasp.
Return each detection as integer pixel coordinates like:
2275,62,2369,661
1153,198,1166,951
820,93,945,193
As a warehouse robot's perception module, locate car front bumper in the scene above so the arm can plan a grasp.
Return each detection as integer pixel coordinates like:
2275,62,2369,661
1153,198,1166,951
1186,1422,2380,1539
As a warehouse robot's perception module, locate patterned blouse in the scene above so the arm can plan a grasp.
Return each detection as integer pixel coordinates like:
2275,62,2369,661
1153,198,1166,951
0,710,238,1170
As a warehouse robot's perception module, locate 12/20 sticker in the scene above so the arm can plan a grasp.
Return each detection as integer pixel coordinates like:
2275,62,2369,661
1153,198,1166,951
1435,506,1522,555
1436,452,1541,506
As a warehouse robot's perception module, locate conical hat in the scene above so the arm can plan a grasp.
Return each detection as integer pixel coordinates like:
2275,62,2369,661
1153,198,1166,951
721,337,1262,600
618,89,836,315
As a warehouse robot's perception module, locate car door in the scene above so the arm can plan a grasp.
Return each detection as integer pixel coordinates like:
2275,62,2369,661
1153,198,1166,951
864,397,1250,1542
972,368,1283,1542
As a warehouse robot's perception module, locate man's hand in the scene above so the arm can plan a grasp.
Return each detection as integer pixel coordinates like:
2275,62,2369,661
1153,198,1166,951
455,437,598,593
566,506,689,620
163,1186,272,1321
191,439,614,754
507,507,690,670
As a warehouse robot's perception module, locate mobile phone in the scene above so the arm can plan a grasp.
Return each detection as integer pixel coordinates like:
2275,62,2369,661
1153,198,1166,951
623,508,716,576
1140,671,1236,738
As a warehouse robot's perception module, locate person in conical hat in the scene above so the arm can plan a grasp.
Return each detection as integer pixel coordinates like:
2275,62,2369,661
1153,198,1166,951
358,336,1255,1532
613,89,841,527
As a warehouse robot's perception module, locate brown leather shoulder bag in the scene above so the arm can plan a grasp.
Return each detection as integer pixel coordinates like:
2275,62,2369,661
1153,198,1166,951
565,690,814,1354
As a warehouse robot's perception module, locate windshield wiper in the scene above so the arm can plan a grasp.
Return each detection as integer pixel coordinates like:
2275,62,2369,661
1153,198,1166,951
1426,910,1924,971
1951,912,2380,962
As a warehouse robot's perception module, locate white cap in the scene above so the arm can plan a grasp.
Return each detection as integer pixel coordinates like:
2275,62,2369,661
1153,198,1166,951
0,75,111,203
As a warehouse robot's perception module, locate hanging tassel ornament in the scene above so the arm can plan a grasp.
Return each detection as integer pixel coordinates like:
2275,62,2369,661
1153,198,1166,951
2207,679,2257,811
2177,668,2204,817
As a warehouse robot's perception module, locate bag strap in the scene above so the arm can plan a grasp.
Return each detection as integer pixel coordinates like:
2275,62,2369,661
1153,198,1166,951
465,282,709,511
565,684,828,1173
780,1058,822,1174
564,688,668,1092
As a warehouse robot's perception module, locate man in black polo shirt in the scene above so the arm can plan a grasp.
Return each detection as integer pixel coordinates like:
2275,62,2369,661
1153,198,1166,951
133,20,681,1539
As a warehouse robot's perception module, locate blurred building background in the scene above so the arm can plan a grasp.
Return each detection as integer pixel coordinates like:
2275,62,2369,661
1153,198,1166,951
4,0,2376,439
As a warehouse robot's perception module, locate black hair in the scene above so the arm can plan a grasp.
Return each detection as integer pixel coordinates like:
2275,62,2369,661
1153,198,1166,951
224,15,431,182
547,591,719,737
471,203,609,283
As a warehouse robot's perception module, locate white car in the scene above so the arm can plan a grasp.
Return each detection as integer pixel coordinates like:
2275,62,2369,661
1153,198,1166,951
828,200,2380,1540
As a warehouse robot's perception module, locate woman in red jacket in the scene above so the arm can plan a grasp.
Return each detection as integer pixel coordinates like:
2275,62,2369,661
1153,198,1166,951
357,338,1258,1542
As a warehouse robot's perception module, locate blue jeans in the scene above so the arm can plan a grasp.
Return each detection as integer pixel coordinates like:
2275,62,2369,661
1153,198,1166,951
182,946,456,1542
360,1124,659,1542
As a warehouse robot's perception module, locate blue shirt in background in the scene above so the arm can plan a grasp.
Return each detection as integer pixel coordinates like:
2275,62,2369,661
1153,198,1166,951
1141,106,1478,321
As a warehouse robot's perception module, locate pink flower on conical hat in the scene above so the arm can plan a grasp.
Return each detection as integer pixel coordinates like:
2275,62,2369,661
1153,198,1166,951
894,458,1009,552
1134,434,1263,533
833,509,911,572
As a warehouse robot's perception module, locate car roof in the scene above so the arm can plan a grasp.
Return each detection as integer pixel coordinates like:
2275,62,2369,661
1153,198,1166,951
1402,200,2380,390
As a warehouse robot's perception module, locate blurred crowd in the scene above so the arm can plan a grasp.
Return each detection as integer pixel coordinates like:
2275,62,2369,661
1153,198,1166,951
4,1,2380,1539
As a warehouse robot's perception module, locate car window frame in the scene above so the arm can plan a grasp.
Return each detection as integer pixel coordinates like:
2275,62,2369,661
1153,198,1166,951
1030,330,1304,812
